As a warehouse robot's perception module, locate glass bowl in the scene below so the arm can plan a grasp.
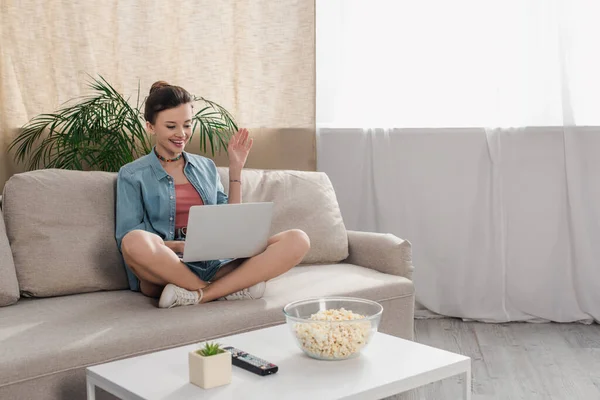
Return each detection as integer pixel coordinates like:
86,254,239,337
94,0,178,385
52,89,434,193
282,297,383,361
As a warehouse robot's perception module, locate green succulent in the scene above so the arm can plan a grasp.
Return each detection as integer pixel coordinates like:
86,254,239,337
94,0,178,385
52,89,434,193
196,342,225,357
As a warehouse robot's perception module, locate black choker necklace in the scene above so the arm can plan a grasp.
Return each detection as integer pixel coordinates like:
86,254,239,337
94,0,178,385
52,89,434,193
154,148,182,163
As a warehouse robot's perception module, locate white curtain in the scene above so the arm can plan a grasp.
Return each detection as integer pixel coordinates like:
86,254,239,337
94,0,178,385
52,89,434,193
317,0,600,322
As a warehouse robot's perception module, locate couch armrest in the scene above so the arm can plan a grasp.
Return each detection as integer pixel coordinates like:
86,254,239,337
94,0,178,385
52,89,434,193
344,230,413,280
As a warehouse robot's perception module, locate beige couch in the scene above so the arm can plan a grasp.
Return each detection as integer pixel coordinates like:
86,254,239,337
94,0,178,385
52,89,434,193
0,167,415,400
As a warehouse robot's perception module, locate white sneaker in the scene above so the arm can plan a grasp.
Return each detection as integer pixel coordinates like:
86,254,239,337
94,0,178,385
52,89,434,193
218,282,266,301
158,284,201,308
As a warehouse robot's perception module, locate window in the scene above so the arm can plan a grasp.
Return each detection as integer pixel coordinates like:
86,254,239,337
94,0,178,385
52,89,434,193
317,0,600,128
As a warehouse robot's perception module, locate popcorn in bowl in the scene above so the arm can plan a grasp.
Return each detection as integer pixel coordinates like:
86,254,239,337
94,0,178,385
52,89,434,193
284,297,383,360
292,308,374,360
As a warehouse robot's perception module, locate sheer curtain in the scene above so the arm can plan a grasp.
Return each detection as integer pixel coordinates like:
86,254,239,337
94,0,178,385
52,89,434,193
317,0,600,322
0,0,315,191
318,0,600,128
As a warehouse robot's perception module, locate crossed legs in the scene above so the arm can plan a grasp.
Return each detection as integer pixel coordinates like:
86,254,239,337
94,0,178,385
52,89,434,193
121,229,310,303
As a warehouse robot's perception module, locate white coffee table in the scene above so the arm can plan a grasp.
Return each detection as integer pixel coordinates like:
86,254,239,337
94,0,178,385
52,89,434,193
86,324,471,400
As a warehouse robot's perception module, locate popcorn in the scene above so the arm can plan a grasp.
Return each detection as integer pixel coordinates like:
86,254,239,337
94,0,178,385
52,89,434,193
292,308,372,359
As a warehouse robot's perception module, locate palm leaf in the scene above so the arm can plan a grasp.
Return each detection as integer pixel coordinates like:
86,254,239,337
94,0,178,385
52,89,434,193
193,96,237,155
9,75,237,171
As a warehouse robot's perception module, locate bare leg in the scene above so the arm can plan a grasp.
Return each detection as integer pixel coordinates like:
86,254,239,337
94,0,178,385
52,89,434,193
121,230,208,294
139,280,164,298
201,229,310,302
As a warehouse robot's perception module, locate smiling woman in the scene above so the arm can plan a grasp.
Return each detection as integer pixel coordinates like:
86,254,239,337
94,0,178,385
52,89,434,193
144,81,194,158
144,81,194,157
115,80,311,310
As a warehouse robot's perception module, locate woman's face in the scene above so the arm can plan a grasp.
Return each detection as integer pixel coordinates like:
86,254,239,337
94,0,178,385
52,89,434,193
147,103,193,157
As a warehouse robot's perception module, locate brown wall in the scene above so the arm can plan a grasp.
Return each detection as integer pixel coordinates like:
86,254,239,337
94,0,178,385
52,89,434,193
0,127,316,191
193,127,316,171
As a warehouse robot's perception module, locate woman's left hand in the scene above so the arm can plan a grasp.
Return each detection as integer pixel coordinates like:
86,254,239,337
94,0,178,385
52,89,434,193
228,128,253,170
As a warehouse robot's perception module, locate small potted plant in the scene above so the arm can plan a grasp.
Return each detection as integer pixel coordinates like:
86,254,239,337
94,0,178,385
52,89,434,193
189,342,232,389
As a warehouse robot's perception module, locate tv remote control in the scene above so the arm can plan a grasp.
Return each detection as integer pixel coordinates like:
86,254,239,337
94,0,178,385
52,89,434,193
223,346,279,376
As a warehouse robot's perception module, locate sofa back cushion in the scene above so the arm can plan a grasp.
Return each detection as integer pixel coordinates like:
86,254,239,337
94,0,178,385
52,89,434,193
0,208,19,306
218,168,348,264
2,169,128,297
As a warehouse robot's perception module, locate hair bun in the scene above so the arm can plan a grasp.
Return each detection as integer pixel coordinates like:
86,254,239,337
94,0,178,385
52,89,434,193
149,81,170,95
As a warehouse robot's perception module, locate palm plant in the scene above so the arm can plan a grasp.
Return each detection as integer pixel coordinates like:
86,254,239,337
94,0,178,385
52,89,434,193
9,75,237,172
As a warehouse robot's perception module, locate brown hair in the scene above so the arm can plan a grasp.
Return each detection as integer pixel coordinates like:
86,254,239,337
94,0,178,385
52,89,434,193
144,81,193,124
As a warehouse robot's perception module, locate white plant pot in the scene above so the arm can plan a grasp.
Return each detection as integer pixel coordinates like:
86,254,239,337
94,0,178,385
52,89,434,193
188,350,232,389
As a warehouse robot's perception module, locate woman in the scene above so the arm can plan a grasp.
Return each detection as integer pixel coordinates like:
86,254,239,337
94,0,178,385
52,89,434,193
115,81,310,308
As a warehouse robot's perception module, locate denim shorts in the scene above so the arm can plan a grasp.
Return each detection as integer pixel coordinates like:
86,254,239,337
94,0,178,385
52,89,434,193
181,258,235,283
124,258,235,292
124,235,236,292
173,232,236,283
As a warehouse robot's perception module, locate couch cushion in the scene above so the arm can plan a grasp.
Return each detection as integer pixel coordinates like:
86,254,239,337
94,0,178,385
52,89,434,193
218,168,349,263
0,210,19,306
0,263,413,388
2,169,128,297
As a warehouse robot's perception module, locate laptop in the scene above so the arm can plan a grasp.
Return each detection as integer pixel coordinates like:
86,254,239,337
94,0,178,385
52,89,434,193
181,202,274,262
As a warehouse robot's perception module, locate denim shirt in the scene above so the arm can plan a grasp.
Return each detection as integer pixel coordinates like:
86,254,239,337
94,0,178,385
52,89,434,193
115,149,228,252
